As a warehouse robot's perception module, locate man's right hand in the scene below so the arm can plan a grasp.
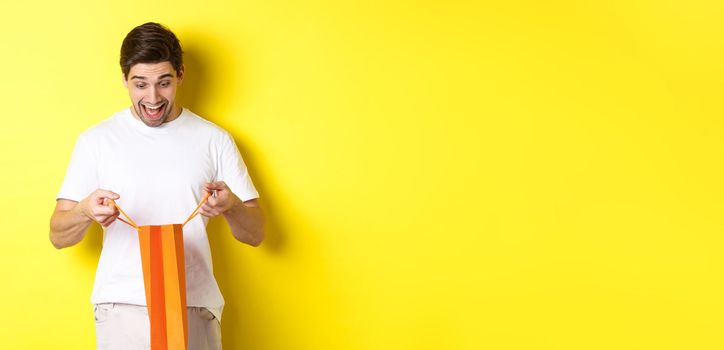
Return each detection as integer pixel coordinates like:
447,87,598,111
76,189,121,227
50,189,121,249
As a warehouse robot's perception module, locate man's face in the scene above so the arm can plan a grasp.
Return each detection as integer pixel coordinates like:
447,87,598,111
124,61,184,127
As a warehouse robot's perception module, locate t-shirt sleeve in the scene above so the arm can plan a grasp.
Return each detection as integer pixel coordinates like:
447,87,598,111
216,132,259,201
56,133,99,202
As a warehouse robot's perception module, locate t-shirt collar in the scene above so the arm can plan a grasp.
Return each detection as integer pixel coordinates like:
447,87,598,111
123,107,189,134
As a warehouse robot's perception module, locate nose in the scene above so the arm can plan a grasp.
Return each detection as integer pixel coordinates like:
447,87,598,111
147,86,160,103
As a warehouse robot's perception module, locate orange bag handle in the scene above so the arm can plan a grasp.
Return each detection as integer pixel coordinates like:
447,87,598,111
182,192,212,226
111,200,139,228
110,191,212,228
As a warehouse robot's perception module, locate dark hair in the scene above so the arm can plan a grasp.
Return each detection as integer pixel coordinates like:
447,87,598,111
120,22,183,79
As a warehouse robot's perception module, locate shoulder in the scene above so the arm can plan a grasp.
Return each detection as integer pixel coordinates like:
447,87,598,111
182,109,235,142
75,108,129,144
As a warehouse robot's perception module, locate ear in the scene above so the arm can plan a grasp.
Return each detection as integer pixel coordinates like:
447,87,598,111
122,73,128,88
177,64,185,85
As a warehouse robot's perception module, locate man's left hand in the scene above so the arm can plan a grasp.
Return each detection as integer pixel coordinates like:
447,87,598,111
200,181,241,218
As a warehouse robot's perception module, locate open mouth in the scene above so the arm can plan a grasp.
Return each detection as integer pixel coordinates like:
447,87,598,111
141,102,166,121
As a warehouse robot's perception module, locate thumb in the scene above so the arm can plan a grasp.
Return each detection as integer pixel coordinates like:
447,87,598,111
97,189,120,200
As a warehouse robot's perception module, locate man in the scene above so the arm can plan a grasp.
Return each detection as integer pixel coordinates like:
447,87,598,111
49,22,264,350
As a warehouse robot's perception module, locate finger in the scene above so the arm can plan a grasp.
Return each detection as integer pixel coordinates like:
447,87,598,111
99,213,118,226
94,196,106,205
201,186,216,200
201,205,221,217
198,207,213,217
102,198,116,208
201,203,215,214
100,217,113,226
202,183,214,192
204,181,228,191
92,206,117,217
95,189,120,200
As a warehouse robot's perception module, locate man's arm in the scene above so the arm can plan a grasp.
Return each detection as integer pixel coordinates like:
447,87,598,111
200,182,265,246
49,190,120,249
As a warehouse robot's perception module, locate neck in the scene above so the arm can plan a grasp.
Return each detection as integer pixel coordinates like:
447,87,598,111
166,104,183,123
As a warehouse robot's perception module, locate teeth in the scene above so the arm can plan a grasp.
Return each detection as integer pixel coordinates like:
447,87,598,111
144,104,163,110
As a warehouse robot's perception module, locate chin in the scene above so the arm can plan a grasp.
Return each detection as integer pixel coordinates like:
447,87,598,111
135,107,169,127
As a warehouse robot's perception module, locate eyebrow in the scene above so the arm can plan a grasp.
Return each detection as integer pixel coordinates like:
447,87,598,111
130,73,174,80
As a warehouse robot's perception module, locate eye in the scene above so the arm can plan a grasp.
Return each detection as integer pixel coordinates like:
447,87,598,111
135,84,146,89
160,81,170,88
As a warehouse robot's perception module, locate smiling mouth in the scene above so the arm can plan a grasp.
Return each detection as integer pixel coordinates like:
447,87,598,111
141,102,166,120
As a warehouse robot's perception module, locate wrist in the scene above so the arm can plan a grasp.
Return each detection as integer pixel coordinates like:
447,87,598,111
223,194,244,218
73,200,93,223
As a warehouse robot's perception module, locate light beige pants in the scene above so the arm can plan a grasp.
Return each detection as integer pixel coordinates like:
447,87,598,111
94,303,221,350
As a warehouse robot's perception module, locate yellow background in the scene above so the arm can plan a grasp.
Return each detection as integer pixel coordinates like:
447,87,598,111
1,1,723,349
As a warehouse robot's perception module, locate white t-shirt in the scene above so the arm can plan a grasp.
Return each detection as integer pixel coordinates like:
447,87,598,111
57,107,259,321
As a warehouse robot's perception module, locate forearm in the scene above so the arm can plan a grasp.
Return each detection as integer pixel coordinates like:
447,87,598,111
223,199,265,246
49,203,93,249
